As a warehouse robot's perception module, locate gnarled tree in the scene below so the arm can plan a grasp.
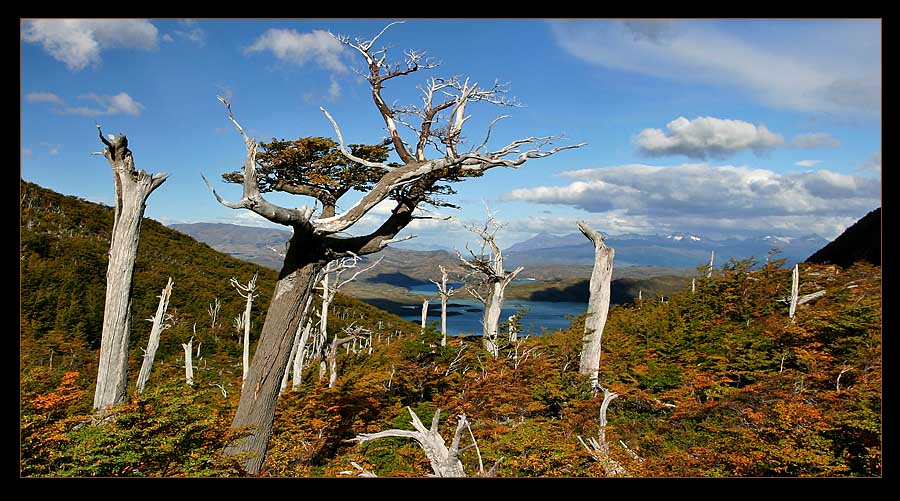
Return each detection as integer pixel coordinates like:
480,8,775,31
457,215,524,357
92,126,169,411
202,22,583,474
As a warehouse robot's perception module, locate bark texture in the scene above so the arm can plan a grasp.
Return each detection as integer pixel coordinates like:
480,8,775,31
222,239,326,474
93,130,168,411
577,222,614,389
135,277,174,395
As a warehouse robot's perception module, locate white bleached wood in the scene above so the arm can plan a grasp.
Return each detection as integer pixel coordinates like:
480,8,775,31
789,264,799,322
135,277,174,395
93,127,168,411
577,386,628,476
350,407,468,477
430,265,457,346
182,336,194,387
420,297,429,333
798,290,826,305
231,272,259,388
707,251,715,278
457,214,523,357
293,320,314,390
576,222,614,391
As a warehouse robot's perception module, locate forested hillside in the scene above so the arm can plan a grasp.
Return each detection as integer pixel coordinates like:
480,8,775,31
20,181,881,477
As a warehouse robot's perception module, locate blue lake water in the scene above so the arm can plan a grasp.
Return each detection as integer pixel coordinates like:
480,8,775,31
399,282,586,337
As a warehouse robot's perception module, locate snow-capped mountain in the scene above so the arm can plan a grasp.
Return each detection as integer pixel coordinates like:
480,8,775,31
505,231,829,269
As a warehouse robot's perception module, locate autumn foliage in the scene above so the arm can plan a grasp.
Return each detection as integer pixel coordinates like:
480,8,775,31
20,183,880,477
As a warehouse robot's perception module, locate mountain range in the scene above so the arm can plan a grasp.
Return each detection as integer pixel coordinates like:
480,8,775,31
504,230,830,269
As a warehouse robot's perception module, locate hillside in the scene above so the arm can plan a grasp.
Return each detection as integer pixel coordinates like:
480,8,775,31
21,182,881,478
20,180,420,401
806,207,880,267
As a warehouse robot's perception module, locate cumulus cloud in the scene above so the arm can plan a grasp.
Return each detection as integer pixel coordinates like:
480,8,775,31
245,29,347,72
502,163,880,239
636,116,784,159
79,92,144,116
25,92,63,105
795,160,822,167
35,92,144,116
792,132,840,148
549,19,880,118
21,19,159,71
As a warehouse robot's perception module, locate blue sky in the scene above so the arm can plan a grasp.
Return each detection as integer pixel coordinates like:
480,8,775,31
21,19,881,250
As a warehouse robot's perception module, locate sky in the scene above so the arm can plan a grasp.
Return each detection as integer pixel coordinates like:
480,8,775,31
20,19,882,251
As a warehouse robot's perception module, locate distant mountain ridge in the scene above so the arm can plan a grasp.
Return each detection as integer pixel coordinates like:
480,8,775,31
505,230,830,269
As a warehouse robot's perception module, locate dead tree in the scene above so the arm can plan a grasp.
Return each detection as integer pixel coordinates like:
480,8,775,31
577,222,614,392
182,336,194,387
327,325,368,388
317,254,382,362
350,407,468,477
293,320,314,390
789,264,800,322
92,125,169,411
577,388,627,476
457,215,524,357
707,250,715,278
784,264,826,323
430,265,457,346
280,295,314,395
208,297,221,330
420,297,430,334
202,22,582,473
231,272,258,388
135,277,174,395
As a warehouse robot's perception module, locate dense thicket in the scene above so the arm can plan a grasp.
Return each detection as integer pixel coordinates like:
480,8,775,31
20,182,881,477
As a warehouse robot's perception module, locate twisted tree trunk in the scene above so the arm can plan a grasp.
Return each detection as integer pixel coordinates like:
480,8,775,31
577,222,614,391
223,236,326,474
93,130,168,411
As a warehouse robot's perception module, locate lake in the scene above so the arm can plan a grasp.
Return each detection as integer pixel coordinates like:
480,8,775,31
399,282,586,337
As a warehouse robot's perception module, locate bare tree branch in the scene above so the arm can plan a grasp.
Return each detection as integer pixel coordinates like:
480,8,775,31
203,97,314,228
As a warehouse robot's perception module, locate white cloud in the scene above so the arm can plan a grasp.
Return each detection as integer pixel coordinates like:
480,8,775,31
173,19,205,47
636,116,783,159
82,92,144,115
792,132,840,148
549,19,880,118
45,92,144,116
795,160,822,167
21,19,159,71
245,29,347,72
502,163,880,239
39,142,61,156
25,92,63,105
161,33,174,43
22,148,33,160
